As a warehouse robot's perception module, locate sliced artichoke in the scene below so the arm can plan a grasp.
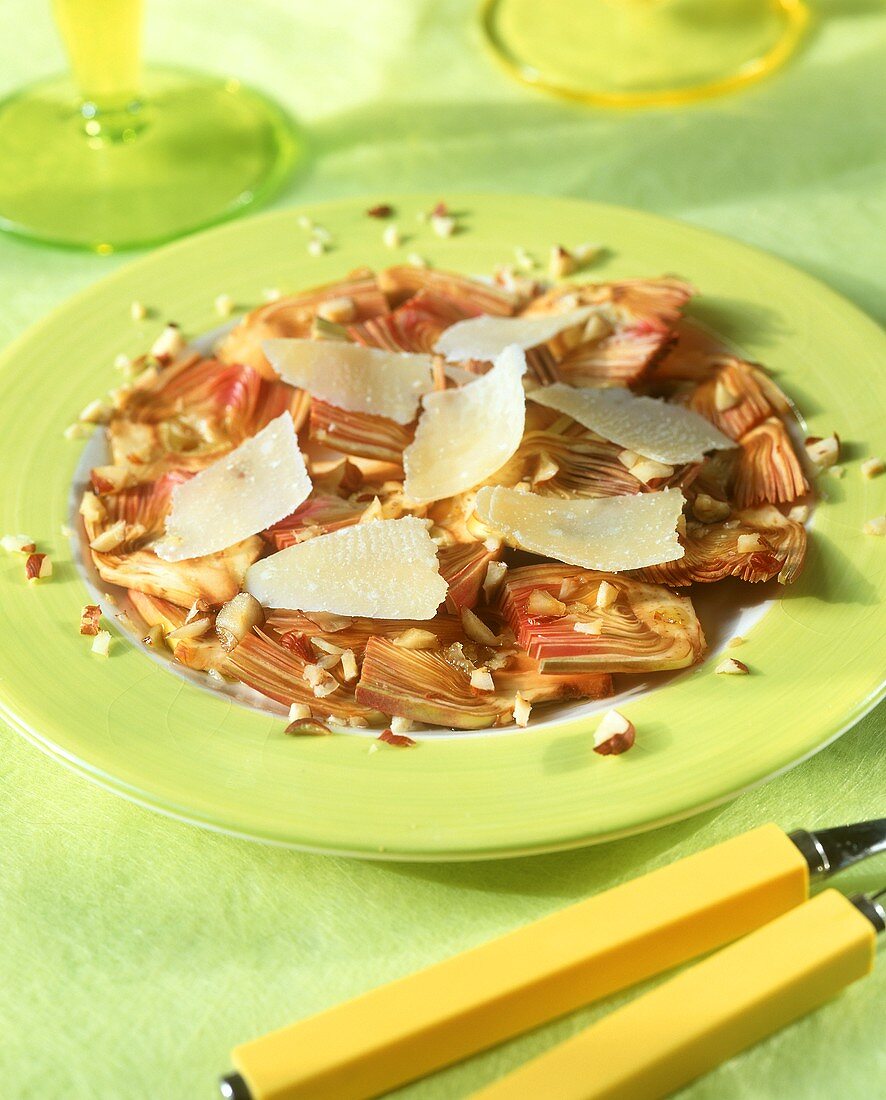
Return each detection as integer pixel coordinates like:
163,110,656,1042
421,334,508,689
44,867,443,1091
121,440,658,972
499,563,706,673
636,504,807,585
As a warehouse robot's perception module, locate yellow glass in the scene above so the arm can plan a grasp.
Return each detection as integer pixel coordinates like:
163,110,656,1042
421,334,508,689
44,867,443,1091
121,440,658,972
53,0,143,108
480,0,810,109
0,1,302,251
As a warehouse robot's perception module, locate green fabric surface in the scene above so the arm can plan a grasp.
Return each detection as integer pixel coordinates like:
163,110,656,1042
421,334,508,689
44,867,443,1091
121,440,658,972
1,2,884,1097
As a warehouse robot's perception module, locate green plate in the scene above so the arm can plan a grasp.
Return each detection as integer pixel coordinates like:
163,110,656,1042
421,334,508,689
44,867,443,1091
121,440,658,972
1,195,883,859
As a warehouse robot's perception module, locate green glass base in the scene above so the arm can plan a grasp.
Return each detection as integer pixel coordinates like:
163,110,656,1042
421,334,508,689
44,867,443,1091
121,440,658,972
0,67,303,252
481,0,809,109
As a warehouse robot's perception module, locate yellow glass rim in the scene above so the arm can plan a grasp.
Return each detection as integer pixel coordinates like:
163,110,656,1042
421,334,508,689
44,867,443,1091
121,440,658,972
478,0,811,110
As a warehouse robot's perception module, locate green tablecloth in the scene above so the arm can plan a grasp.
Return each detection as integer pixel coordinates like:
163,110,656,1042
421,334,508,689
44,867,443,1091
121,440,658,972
1,3,884,1097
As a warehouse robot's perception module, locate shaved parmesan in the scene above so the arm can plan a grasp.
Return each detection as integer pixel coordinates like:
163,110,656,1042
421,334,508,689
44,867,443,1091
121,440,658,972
404,346,527,503
434,308,593,362
474,485,685,572
245,516,447,619
156,414,310,562
530,384,733,465
264,338,432,425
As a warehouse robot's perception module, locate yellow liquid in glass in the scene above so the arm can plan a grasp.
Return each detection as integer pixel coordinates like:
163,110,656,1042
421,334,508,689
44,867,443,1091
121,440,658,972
52,0,143,106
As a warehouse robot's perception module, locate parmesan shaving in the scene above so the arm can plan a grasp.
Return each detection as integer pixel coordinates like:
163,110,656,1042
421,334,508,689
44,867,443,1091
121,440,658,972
264,338,433,425
156,413,311,562
474,485,685,572
245,516,447,619
434,308,593,362
403,345,527,503
529,384,733,464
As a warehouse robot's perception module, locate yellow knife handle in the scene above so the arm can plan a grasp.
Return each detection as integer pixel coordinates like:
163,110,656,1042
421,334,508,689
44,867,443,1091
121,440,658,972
473,889,876,1100
231,825,807,1100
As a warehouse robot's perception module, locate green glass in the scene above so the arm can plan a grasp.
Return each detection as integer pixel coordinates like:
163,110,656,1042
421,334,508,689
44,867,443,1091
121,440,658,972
0,0,303,252
481,0,809,109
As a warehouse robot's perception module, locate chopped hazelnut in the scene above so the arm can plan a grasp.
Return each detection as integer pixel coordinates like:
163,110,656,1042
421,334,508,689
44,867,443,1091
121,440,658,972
392,628,440,650
482,560,508,602
1,534,36,554
79,604,102,636
715,657,750,675
692,493,731,524
805,433,840,469
631,459,674,486
714,377,741,412
527,590,567,617
549,245,576,279
595,580,618,610
150,323,186,363
469,667,495,692
25,553,52,582
214,293,235,318
574,620,603,635
78,399,112,425
316,296,357,324
736,533,766,554
431,213,456,238
593,710,636,755
340,649,358,682
513,692,532,728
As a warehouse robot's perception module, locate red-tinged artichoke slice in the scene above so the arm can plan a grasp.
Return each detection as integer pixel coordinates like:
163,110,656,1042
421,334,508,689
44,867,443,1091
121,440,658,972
85,470,187,537
225,627,383,722
309,399,413,465
355,636,514,729
635,504,807,586
734,417,809,509
490,652,613,704
378,266,518,314
524,345,560,386
83,472,262,606
646,319,730,386
499,563,705,673
263,493,366,550
264,610,466,660
111,356,307,473
348,290,478,354
688,359,789,441
523,278,694,387
515,406,645,499
91,540,262,609
216,269,390,376
438,539,502,613
128,590,225,671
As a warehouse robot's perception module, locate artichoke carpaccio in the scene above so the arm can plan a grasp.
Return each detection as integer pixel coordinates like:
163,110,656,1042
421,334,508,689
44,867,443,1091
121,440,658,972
78,265,810,732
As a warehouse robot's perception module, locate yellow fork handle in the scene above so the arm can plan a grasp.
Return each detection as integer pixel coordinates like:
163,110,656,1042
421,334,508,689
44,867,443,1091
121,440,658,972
473,889,876,1100
232,825,807,1100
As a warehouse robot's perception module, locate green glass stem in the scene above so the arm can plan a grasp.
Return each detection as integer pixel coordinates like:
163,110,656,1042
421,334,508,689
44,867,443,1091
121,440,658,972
0,2,303,251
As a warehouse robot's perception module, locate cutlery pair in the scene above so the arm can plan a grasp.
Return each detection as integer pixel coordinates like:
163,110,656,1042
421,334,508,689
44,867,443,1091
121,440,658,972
220,818,886,1100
